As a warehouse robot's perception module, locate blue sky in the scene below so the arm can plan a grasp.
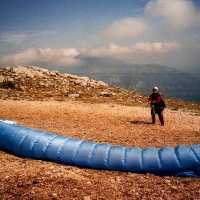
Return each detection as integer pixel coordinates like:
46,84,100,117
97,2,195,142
0,0,200,71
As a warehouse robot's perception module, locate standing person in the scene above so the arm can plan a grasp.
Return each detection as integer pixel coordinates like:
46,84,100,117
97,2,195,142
148,86,165,126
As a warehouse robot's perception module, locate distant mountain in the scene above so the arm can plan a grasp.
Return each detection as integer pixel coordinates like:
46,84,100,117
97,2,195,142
54,57,200,102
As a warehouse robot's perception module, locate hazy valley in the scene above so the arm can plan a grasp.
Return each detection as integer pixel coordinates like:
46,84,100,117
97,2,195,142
57,57,200,102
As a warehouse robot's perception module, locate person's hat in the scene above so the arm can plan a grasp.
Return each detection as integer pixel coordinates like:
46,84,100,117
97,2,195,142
153,86,158,92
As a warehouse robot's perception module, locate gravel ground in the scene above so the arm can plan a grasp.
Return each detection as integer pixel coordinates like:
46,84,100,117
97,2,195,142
0,99,200,200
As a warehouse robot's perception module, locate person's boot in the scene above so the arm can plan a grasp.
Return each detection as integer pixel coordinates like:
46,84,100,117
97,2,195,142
152,116,155,124
160,115,164,126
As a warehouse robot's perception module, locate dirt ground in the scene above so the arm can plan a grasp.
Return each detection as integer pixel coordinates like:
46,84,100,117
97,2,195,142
0,99,200,200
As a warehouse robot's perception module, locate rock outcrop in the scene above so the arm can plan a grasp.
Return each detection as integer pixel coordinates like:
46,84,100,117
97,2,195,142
0,66,145,103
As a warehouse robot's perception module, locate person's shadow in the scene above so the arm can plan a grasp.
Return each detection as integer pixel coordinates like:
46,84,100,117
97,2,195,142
130,120,152,125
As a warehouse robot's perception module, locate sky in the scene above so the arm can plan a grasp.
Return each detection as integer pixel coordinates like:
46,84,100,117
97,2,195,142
0,0,200,72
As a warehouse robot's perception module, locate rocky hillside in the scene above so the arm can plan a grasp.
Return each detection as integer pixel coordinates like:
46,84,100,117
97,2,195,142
0,66,200,112
0,66,146,103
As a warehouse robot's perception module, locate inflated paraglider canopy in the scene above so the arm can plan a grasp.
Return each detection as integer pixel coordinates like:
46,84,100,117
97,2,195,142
0,120,199,177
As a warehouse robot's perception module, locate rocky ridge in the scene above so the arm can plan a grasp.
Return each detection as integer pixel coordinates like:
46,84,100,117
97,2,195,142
0,65,200,113
0,66,146,104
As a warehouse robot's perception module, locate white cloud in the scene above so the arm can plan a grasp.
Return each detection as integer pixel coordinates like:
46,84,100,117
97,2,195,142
134,42,181,53
0,49,39,66
0,42,181,68
0,48,82,67
83,42,181,66
85,42,180,58
103,18,149,39
145,0,200,30
85,43,132,57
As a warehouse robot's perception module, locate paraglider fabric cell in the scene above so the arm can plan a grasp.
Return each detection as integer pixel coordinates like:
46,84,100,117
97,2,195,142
0,120,199,177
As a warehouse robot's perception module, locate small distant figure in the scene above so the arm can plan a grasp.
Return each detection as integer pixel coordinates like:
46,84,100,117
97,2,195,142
148,86,165,126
